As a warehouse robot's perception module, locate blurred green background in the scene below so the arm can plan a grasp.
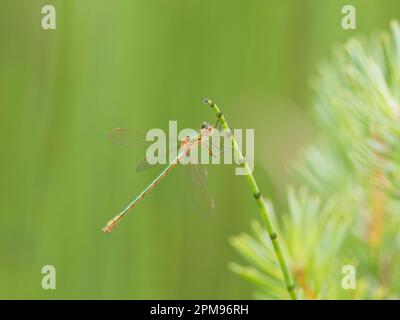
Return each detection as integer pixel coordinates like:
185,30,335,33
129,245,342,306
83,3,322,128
1,0,399,299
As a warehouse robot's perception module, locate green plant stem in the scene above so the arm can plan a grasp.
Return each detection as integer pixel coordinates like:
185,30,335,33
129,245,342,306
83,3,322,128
204,98,297,300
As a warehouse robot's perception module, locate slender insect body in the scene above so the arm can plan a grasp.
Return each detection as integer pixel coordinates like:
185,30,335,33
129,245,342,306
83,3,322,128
103,130,208,233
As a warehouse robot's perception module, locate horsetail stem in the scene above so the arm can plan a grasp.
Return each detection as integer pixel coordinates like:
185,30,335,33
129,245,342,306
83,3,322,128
203,98,297,300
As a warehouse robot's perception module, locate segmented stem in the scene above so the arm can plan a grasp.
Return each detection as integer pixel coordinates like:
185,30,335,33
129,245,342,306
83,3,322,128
204,98,297,300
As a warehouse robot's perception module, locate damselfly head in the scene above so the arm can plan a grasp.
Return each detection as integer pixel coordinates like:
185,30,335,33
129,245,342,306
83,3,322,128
201,121,213,130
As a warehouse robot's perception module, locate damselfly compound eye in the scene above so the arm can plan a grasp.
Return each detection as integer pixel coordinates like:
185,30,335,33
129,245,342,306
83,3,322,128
201,121,212,129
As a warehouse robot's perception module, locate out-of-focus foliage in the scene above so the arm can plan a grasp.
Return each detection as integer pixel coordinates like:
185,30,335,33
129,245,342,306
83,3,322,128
1,0,400,299
231,21,400,299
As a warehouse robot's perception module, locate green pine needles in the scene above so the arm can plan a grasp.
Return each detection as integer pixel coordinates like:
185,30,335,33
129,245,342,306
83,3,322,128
229,21,400,299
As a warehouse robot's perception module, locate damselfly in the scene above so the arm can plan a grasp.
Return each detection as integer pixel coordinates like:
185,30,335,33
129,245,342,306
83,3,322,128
102,122,224,233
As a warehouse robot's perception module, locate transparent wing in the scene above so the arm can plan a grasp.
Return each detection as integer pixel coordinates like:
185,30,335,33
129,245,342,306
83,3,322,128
205,130,234,160
136,157,158,172
108,127,182,172
107,128,150,148
186,164,215,214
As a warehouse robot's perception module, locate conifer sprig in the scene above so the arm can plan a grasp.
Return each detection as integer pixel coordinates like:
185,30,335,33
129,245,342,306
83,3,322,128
230,21,400,299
